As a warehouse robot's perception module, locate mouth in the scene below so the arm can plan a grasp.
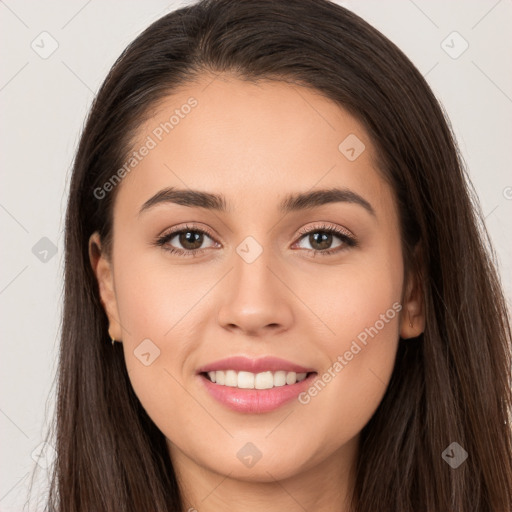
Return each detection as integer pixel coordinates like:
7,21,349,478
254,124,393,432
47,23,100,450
196,356,318,413
200,369,316,389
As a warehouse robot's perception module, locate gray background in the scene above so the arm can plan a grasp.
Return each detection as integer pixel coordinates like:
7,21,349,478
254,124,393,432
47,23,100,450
1,1,511,509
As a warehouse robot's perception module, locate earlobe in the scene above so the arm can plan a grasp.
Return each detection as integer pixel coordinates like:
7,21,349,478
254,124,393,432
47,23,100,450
399,266,426,339
88,232,123,341
400,299,425,339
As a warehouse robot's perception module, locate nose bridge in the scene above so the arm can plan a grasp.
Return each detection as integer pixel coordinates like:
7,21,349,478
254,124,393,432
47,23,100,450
216,235,294,335
233,236,275,298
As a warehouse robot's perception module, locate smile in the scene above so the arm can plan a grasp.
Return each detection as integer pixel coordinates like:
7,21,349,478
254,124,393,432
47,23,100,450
203,370,309,389
196,356,318,413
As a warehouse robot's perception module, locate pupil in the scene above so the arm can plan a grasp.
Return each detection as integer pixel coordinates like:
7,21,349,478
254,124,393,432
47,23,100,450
310,232,331,250
180,231,203,250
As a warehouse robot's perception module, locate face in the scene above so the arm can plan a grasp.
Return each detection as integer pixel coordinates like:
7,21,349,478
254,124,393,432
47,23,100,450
90,74,424,489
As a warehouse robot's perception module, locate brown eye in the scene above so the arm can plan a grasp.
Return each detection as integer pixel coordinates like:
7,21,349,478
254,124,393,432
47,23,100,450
155,225,218,256
294,224,357,256
176,230,204,250
307,232,335,251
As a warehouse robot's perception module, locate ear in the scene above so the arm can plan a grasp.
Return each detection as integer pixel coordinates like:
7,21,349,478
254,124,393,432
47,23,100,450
399,252,425,339
88,232,123,342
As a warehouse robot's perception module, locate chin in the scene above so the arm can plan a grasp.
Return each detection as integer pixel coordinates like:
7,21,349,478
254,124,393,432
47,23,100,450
201,449,312,483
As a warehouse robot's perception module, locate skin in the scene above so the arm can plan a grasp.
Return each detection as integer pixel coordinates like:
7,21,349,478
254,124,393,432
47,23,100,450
89,73,425,512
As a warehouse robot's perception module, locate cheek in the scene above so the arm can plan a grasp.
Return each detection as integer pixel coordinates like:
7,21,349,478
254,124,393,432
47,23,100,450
112,245,208,340
110,250,203,412
292,253,403,450
321,264,402,355
291,316,400,469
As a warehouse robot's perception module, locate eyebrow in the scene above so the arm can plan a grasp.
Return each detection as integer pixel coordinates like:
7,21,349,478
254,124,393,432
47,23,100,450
138,186,375,217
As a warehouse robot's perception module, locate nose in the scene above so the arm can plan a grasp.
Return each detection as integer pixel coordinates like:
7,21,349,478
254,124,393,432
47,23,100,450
217,246,294,337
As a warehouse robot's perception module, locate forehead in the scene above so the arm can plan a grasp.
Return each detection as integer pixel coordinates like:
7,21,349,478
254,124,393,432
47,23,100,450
115,74,393,220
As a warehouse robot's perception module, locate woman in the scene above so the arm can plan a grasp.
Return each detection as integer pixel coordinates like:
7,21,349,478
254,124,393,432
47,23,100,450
44,0,512,510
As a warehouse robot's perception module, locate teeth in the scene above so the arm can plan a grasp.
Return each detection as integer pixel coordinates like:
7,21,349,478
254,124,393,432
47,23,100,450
255,371,273,389
238,371,254,389
205,370,309,389
286,371,297,385
225,370,237,387
216,371,225,385
273,371,287,387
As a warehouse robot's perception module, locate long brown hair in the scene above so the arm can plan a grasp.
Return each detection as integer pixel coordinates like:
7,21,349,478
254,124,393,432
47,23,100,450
41,0,512,510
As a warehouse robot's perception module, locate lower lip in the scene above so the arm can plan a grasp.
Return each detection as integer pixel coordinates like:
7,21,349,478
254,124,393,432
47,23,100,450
198,372,317,413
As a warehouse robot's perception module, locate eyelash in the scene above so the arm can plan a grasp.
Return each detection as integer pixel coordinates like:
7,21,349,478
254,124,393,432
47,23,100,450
154,223,357,258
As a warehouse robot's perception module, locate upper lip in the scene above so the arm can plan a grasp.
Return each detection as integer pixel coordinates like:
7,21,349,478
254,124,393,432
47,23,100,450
197,356,316,374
